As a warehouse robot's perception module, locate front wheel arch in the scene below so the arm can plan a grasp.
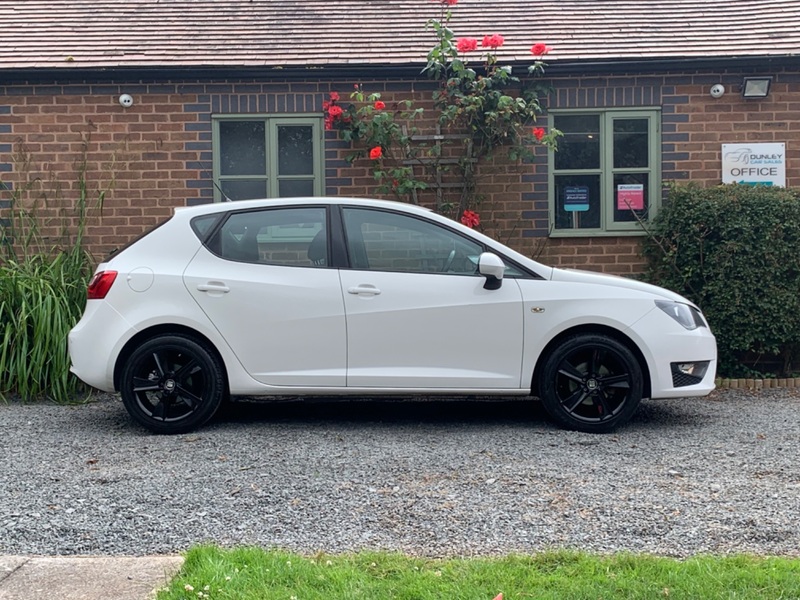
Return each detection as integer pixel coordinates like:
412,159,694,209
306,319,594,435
532,325,651,399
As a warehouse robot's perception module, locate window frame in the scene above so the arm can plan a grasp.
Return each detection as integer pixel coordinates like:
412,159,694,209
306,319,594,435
548,108,661,237
211,114,324,202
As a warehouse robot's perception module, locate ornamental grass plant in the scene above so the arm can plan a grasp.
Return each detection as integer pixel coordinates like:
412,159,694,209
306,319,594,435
0,139,107,402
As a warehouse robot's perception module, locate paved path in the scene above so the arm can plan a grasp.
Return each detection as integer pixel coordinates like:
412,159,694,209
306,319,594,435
0,555,183,600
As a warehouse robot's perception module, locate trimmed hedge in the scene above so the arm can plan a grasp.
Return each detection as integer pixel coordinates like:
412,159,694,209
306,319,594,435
642,184,800,377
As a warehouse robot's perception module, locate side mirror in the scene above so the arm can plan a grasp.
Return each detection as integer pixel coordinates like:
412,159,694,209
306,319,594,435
478,252,505,290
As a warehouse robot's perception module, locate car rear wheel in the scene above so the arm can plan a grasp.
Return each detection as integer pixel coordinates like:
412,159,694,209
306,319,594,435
120,334,225,434
539,334,643,433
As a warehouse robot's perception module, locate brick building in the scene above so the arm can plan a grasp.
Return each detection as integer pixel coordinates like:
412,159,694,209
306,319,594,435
1,0,799,274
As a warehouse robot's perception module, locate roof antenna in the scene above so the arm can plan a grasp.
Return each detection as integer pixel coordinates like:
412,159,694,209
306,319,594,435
191,160,233,202
211,179,233,202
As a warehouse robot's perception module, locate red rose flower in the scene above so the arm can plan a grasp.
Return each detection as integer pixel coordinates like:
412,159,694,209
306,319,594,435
329,91,340,101
531,43,552,56
456,38,478,53
369,146,383,160
532,127,545,141
481,34,504,49
461,209,480,228
374,100,386,110
328,105,343,118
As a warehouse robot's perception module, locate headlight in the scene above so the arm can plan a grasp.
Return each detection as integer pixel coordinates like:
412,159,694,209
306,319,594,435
655,300,706,330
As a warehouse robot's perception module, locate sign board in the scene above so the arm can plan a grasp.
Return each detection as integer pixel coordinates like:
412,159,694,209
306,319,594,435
617,184,644,211
722,143,786,187
564,186,589,212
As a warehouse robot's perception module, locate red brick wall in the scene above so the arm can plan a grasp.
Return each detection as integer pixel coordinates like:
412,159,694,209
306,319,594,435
1,68,797,275
667,74,799,187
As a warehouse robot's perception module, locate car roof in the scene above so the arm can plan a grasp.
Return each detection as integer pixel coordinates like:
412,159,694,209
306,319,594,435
174,197,433,218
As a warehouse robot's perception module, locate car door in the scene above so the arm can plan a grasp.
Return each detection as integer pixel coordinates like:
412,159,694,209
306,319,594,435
184,205,347,387
339,206,524,389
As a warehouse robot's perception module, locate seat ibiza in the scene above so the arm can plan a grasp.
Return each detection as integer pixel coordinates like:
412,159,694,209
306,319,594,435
69,198,716,434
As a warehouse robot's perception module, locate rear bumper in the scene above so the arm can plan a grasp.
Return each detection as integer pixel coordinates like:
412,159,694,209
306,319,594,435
68,301,134,392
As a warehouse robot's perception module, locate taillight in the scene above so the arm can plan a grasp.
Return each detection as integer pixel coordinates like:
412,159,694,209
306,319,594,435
87,271,118,300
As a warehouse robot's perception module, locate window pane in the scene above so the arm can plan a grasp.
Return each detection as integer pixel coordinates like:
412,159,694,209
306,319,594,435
219,121,266,176
553,174,601,230
553,115,600,170
278,179,315,198
191,215,221,240
278,125,314,176
221,180,267,201
613,119,649,168
613,173,649,223
212,207,326,266
342,208,482,274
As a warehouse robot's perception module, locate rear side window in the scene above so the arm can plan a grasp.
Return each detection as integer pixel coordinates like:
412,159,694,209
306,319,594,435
191,214,222,240
206,207,327,267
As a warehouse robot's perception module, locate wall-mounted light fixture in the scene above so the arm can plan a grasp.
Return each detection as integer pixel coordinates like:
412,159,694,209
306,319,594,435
742,76,772,99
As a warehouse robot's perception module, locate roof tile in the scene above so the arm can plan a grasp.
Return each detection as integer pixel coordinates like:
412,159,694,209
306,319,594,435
0,0,798,71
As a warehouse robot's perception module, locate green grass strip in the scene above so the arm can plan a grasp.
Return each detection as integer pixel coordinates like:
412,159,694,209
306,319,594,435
157,546,800,600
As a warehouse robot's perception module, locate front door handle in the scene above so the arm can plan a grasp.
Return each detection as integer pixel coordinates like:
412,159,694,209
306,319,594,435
347,285,381,296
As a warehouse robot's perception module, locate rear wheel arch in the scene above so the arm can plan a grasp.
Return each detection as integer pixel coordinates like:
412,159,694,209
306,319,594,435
532,324,651,399
113,324,228,393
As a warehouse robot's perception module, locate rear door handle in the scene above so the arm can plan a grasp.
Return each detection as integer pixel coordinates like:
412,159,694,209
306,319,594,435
347,285,381,296
197,282,230,293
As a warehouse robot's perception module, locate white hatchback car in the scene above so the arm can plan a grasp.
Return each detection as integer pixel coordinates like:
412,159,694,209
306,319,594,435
69,198,716,434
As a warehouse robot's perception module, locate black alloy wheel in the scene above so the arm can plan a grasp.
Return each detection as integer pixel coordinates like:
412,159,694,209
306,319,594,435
120,334,225,434
539,333,643,433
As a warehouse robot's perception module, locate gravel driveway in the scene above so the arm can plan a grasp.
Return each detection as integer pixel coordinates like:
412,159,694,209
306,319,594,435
1,389,799,558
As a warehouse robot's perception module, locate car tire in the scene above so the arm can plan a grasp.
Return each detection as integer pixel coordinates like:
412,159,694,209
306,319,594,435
120,334,225,434
539,333,643,433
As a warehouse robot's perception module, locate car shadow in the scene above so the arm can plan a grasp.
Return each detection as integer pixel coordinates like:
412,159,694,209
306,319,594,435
214,396,549,427
209,395,703,432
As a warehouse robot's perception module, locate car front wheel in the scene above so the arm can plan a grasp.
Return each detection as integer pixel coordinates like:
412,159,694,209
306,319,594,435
120,334,225,434
538,334,643,433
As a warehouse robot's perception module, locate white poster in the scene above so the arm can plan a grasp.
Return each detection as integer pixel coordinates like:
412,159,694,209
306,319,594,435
721,143,786,187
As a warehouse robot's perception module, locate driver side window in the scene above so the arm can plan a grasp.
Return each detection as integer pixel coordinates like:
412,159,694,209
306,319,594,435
342,208,483,275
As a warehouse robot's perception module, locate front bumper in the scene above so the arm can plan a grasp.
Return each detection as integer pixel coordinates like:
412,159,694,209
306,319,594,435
630,307,717,399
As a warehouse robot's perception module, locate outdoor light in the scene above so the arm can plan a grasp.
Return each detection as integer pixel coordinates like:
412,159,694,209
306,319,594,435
741,76,772,98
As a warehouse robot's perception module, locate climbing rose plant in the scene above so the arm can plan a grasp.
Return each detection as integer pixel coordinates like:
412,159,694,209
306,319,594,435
326,0,560,225
326,85,427,198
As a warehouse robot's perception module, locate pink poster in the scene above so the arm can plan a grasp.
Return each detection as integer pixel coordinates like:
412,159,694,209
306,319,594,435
617,184,644,211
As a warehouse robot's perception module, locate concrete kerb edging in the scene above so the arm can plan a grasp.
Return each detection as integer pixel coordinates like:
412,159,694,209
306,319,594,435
715,377,800,390
0,555,184,600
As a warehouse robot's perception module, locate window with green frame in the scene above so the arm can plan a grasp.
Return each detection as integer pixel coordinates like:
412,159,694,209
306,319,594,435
212,115,324,202
549,109,660,234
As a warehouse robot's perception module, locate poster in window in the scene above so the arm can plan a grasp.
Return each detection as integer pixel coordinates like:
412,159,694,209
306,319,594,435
564,186,590,212
617,184,644,211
